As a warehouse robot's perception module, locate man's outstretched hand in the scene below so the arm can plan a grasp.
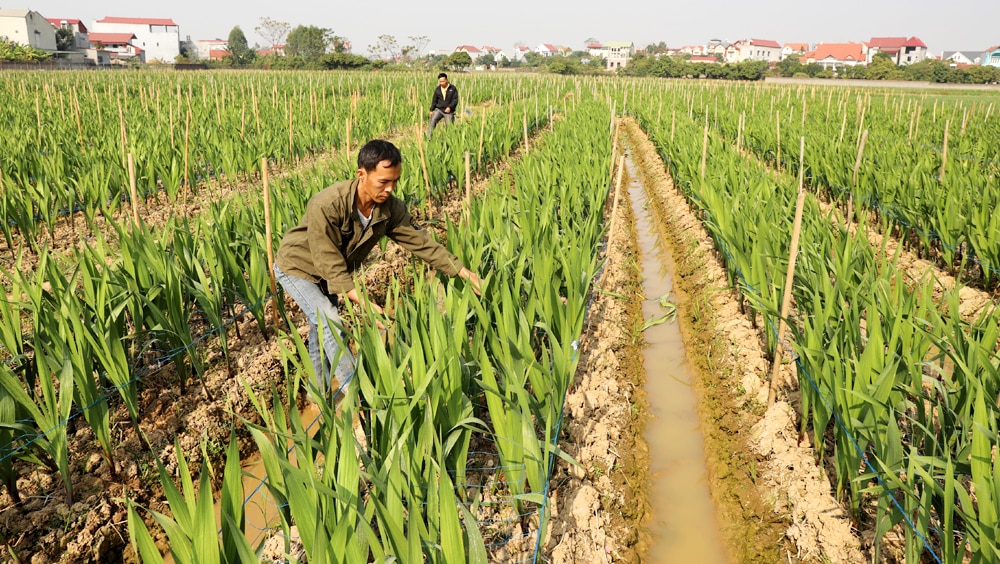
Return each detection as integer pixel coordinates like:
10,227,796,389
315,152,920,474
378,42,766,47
458,267,483,296
345,288,386,330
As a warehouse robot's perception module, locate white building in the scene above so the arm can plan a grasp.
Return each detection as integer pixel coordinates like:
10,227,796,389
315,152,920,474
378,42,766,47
194,38,227,60
92,16,179,62
87,32,145,63
0,9,57,51
942,51,986,66
602,41,634,71
866,37,928,65
46,18,90,50
782,43,809,61
731,38,782,63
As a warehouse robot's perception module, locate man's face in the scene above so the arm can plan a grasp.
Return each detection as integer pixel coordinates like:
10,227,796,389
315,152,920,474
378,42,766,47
438,77,448,88
358,160,401,204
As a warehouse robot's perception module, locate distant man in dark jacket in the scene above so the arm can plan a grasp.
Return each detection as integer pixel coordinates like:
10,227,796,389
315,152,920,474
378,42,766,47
274,139,481,398
428,72,458,138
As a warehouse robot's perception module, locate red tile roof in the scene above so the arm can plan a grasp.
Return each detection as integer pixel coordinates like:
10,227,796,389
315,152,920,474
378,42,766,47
97,16,178,26
209,49,228,60
689,56,718,63
46,18,88,33
750,39,781,49
541,44,558,52
587,43,602,49
481,45,501,52
812,42,866,62
455,45,482,53
868,37,907,48
903,36,927,48
784,43,808,52
88,32,137,45
986,45,1000,52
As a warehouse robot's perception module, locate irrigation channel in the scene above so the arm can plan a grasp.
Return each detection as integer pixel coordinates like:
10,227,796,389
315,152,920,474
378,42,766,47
623,151,729,563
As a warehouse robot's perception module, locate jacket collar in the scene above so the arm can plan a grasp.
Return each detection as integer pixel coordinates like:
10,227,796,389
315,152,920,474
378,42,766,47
347,177,391,226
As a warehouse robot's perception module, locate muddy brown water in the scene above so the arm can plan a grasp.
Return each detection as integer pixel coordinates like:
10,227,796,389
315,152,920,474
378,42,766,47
162,402,322,563
625,153,730,564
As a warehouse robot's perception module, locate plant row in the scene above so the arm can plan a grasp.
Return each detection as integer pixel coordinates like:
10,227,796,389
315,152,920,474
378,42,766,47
628,85,1000,563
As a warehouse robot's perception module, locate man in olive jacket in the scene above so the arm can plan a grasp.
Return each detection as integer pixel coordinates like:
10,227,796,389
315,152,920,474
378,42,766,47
427,72,458,138
275,139,481,397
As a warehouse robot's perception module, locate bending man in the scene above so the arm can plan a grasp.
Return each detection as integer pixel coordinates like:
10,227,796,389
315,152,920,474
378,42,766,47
274,139,481,397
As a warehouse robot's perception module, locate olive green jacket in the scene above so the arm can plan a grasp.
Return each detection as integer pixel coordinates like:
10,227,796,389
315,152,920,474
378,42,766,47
275,178,462,294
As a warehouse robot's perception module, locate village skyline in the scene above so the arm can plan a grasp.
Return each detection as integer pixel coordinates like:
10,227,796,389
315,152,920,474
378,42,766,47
24,0,998,62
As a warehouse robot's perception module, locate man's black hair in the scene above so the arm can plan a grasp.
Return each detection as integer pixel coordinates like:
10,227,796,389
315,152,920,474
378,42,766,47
357,139,402,171
438,72,448,79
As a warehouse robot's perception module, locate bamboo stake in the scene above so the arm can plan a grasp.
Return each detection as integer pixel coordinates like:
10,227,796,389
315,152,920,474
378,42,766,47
345,117,352,161
737,111,744,152
940,119,950,180
523,112,529,155
465,152,471,205
127,154,140,226
775,113,781,171
416,124,431,213
183,108,191,203
262,158,279,328
477,108,486,170
853,130,868,187
768,138,807,407
701,113,709,180
961,108,968,136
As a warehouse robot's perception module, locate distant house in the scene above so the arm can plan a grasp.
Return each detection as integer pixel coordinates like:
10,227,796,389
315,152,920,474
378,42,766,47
942,51,987,66
679,45,704,56
46,18,90,50
88,32,145,63
602,41,634,70
480,45,504,64
454,45,482,60
0,9,57,51
194,38,227,60
806,42,868,70
867,36,927,65
732,38,782,63
93,16,179,62
984,46,1000,67
782,43,809,60
587,42,603,58
536,43,558,56
257,43,285,57
706,39,730,57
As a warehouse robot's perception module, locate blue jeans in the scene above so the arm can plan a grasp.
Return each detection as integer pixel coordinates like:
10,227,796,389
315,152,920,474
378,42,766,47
427,109,454,137
274,265,355,398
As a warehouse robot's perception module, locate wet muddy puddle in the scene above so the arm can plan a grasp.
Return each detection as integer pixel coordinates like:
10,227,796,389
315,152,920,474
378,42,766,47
625,151,729,564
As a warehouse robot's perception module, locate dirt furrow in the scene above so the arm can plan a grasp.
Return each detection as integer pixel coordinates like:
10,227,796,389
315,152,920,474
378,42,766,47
620,117,864,563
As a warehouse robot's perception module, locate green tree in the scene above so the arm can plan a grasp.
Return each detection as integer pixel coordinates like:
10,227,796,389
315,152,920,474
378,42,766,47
646,41,668,55
775,54,803,77
321,52,370,70
866,52,897,80
445,51,472,70
55,27,74,51
479,53,496,68
227,26,255,67
286,25,332,63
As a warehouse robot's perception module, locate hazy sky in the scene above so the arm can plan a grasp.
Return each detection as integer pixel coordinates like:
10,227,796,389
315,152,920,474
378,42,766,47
29,0,998,55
